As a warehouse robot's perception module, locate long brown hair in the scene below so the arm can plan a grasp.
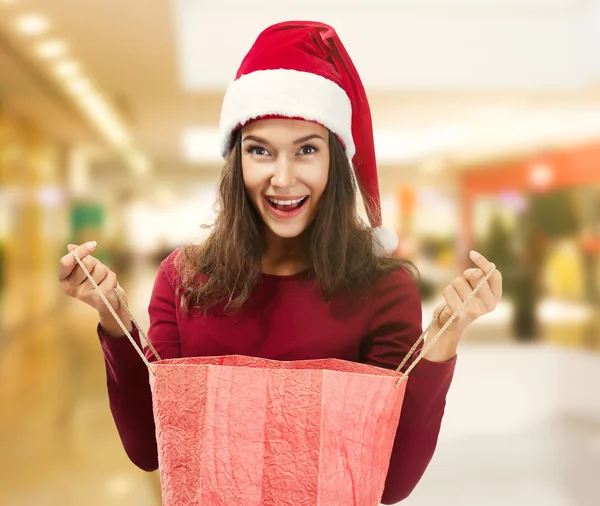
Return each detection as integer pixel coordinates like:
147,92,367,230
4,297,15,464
176,130,417,313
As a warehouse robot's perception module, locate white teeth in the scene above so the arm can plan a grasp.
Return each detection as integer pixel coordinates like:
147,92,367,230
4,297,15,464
268,196,307,205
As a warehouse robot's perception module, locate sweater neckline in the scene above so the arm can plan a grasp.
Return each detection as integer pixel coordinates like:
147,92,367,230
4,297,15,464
260,268,311,280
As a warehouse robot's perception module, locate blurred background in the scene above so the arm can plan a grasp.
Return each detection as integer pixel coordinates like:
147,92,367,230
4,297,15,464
1,0,599,504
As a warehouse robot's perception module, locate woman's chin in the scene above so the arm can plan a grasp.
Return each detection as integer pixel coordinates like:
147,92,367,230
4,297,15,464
266,223,307,240
261,216,309,240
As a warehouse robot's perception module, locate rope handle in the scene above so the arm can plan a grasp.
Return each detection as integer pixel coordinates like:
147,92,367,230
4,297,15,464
394,265,497,386
70,250,161,376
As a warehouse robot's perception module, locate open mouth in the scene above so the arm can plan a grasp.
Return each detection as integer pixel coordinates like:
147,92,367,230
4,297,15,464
265,196,309,212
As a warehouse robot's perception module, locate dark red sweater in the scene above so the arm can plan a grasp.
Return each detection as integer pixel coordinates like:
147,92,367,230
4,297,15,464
98,250,456,504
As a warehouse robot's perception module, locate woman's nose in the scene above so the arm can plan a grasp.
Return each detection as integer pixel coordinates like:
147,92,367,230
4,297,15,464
270,157,295,188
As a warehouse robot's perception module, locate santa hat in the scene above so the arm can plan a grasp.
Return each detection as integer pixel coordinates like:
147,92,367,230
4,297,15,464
219,20,398,254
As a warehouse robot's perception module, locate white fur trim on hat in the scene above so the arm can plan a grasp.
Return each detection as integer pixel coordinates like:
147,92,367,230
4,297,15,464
373,226,399,256
219,69,354,158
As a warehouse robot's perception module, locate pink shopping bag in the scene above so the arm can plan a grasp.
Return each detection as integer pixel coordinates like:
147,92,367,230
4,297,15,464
150,355,406,506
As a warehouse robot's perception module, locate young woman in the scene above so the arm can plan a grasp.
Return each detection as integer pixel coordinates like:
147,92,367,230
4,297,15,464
58,21,502,504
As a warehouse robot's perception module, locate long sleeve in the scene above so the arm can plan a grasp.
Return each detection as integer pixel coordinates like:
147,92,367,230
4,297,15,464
360,268,456,504
98,258,182,472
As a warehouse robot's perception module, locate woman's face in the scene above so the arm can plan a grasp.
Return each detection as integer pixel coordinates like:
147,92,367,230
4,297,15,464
241,118,330,240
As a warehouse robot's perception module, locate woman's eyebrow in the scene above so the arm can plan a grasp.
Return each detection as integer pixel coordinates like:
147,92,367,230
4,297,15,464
293,134,325,144
242,134,325,145
242,135,270,145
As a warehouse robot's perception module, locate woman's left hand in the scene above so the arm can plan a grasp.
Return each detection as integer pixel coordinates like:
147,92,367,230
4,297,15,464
433,250,503,335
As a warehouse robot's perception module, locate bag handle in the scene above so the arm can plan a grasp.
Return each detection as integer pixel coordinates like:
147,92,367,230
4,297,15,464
71,250,495,383
394,265,496,386
70,250,161,376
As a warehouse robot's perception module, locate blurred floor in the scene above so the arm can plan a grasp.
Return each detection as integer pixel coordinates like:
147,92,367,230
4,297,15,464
0,260,160,506
0,260,599,505
405,415,600,506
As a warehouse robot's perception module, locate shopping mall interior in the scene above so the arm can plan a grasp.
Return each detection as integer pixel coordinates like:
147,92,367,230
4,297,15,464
1,1,599,505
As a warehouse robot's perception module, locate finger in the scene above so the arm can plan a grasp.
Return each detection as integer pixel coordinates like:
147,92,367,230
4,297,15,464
468,251,502,297
463,268,480,278
450,277,474,301
74,264,110,302
470,278,498,311
86,263,110,289
488,270,503,298
442,285,463,316
93,268,117,296
58,241,97,280
67,256,100,286
99,270,118,292
464,268,485,288
469,250,495,275
467,267,503,298
61,258,101,298
455,274,495,311
92,270,119,312
71,241,98,263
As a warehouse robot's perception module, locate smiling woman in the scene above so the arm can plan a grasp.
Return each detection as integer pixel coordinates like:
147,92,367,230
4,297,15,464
59,19,502,506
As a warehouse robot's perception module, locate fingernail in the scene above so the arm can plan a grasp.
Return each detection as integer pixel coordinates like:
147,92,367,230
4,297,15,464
470,250,480,259
85,241,97,250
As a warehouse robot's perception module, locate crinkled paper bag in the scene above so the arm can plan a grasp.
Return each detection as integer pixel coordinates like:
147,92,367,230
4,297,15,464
150,355,406,506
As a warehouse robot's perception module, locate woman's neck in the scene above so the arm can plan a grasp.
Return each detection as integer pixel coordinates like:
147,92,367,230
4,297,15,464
261,229,309,276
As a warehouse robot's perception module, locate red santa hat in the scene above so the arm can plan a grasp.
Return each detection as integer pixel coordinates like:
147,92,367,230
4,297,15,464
219,20,398,254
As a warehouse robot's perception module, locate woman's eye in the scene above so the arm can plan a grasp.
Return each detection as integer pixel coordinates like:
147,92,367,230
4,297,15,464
248,146,269,156
298,145,317,155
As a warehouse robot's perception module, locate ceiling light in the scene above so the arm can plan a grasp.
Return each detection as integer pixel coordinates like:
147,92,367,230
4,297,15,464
15,14,50,36
66,77,91,95
36,39,67,59
75,91,130,148
54,60,79,78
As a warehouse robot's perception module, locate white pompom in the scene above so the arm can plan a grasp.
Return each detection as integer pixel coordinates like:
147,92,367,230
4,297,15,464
373,226,399,256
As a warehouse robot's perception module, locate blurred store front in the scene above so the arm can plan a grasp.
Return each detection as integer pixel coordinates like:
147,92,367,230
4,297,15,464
459,142,600,349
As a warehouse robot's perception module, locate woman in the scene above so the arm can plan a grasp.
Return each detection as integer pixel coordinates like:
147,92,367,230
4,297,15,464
58,21,502,504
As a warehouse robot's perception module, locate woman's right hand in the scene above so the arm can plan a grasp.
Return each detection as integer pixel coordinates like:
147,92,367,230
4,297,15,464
59,241,132,336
